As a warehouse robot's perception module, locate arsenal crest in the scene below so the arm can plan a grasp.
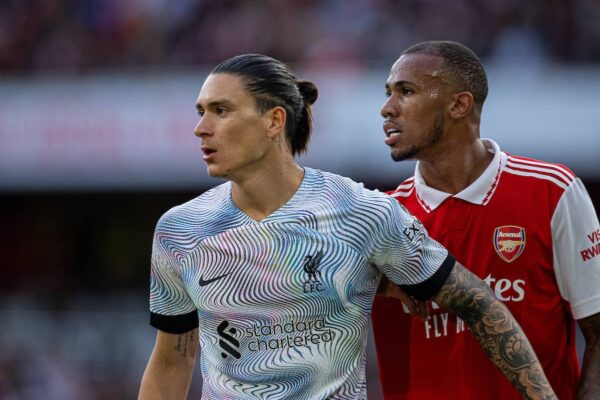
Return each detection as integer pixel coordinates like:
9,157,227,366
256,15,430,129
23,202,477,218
493,225,526,263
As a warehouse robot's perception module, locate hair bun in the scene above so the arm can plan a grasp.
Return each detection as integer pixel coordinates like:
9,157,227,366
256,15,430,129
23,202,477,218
297,80,318,106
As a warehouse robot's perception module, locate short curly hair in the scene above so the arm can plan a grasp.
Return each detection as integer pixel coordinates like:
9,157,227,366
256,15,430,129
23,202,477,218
402,41,488,117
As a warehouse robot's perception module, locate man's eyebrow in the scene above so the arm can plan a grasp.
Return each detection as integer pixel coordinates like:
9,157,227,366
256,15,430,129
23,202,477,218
385,80,413,90
195,99,235,110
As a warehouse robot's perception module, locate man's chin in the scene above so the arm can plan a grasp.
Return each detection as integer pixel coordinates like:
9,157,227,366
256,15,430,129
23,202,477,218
390,147,417,162
206,166,226,178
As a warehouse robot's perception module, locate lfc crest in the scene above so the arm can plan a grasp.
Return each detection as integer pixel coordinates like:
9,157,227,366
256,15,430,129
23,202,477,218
303,250,324,293
493,225,526,263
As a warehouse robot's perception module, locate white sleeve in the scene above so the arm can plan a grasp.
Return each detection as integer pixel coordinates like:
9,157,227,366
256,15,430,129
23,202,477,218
149,216,198,333
552,178,600,320
370,197,452,299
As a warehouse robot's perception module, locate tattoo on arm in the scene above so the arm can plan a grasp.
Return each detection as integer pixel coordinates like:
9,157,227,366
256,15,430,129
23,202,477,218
432,262,556,400
577,312,600,399
173,330,198,358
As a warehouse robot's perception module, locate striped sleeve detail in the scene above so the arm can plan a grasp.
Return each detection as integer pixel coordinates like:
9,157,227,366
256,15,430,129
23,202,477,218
505,155,575,189
389,177,429,211
395,178,415,192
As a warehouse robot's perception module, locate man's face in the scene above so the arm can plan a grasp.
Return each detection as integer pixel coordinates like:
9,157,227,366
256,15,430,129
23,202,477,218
381,53,449,162
194,73,274,180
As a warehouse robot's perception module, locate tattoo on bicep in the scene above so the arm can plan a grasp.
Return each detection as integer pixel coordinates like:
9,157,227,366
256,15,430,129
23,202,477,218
173,330,197,358
433,264,555,400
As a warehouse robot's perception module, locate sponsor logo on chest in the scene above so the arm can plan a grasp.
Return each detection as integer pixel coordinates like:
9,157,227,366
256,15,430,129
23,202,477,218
494,225,526,263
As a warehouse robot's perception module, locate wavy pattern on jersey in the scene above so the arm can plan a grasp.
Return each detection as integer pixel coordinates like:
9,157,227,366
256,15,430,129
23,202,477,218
150,240,198,315
193,223,366,397
368,192,447,286
149,167,447,399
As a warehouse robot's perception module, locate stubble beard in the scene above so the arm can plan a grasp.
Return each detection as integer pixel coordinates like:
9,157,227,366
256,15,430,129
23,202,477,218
390,114,444,162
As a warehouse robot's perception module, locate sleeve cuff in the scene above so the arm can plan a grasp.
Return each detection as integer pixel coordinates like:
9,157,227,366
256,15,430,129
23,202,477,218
150,310,199,334
401,254,455,301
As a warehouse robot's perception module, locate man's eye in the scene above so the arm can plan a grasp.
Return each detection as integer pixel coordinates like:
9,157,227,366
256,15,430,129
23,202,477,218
402,87,414,96
216,107,228,115
385,90,392,98
197,110,205,117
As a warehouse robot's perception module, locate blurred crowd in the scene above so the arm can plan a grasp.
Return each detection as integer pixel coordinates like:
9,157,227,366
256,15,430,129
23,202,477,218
0,194,198,400
2,0,600,74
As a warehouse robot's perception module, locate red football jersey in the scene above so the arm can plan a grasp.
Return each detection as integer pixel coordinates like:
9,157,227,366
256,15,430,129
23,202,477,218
372,140,600,400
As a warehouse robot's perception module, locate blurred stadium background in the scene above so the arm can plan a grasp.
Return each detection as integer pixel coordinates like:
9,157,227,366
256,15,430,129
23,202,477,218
1,0,599,399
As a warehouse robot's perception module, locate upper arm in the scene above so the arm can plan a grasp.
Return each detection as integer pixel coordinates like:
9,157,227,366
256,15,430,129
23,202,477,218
371,197,451,292
152,328,199,367
150,218,199,333
551,179,600,319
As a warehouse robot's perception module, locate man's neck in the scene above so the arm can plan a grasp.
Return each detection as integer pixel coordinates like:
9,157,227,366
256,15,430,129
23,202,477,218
418,138,493,195
231,159,304,221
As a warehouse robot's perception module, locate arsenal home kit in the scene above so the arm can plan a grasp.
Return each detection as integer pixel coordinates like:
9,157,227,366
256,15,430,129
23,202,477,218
372,139,600,400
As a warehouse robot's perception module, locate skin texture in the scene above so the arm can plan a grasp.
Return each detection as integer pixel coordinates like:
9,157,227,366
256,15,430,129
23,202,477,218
577,312,600,399
138,329,198,400
381,55,447,163
432,263,556,400
194,73,279,181
381,53,492,195
194,73,304,221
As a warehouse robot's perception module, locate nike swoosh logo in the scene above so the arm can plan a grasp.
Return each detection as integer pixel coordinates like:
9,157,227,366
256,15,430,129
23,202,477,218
199,273,230,287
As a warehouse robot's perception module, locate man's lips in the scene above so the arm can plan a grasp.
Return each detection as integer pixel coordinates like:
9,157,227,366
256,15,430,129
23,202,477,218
201,146,216,161
383,122,402,146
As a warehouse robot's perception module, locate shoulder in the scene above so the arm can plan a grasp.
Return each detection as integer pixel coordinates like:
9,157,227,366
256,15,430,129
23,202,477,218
318,169,392,201
387,176,416,199
315,168,399,216
503,153,576,192
155,183,231,236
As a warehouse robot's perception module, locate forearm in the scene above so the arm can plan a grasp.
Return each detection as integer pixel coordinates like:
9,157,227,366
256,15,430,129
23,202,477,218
139,330,198,400
433,263,556,400
577,314,600,399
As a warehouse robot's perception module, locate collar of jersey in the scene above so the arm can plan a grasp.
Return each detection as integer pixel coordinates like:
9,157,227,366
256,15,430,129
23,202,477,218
413,139,507,212
226,166,315,222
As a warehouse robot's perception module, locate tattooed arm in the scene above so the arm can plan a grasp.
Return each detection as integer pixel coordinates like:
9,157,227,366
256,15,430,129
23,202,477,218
577,312,600,399
139,328,199,400
432,262,557,400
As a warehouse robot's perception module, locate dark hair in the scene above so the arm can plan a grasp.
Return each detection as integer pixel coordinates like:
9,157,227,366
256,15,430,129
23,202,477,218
402,41,488,117
211,54,318,156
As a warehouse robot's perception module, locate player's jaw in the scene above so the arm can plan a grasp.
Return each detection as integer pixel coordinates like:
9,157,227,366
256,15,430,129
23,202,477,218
385,114,444,162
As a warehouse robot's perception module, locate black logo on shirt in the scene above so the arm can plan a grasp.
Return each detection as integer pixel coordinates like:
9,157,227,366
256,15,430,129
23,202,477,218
217,320,241,359
303,250,324,293
199,273,230,287
403,221,421,241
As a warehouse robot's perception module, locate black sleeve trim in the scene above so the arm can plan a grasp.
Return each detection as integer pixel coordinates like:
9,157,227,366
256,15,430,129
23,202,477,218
401,254,456,301
150,310,199,334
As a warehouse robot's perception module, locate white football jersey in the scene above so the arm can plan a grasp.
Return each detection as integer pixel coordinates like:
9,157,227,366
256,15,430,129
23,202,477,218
149,167,452,399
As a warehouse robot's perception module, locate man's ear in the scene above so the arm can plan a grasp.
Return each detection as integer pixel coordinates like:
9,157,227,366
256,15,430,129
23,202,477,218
448,91,474,119
265,106,287,139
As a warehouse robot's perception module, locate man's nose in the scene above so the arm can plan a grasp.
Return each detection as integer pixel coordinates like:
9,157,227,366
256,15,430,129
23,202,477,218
381,96,398,119
194,116,211,138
